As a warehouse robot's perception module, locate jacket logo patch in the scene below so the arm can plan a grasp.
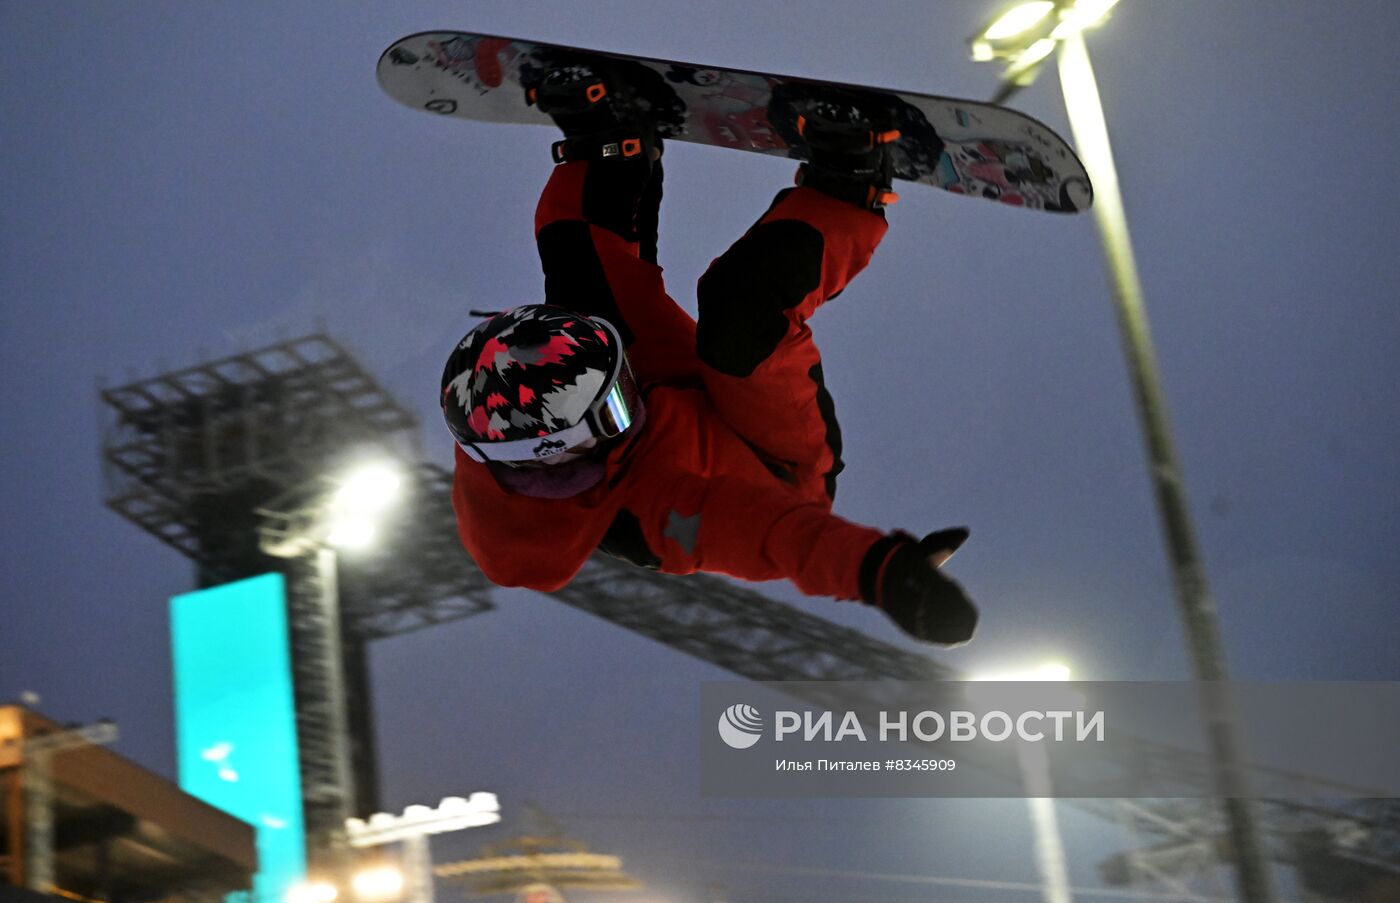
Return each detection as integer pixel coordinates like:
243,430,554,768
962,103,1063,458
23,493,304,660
664,510,702,557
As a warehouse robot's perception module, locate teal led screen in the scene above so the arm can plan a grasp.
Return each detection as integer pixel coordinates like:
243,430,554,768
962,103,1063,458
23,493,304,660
171,573,306,898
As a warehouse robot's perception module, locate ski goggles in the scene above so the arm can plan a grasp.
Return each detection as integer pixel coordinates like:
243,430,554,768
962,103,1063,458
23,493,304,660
457,317,644,465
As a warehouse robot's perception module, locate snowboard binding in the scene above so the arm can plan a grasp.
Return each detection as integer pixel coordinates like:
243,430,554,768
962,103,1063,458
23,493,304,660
775,87,903,210
525,57,662,165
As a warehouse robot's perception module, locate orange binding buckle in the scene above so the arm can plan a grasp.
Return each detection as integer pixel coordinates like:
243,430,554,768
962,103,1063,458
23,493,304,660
620,138,643,158
796,114,807,137
526,86,538,105
868,187,900,208
874,128,902,145
586,82,607,103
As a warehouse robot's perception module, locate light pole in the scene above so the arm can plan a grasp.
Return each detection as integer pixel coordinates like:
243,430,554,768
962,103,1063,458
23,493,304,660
260,459,407,890
969,5,1275,903
969,663,1077,903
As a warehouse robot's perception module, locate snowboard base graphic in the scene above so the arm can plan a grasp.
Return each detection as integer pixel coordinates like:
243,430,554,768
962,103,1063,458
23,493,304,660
378,31,1093,214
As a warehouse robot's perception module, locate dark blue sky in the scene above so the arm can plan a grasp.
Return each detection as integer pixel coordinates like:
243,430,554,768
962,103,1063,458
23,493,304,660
3,2,1398,900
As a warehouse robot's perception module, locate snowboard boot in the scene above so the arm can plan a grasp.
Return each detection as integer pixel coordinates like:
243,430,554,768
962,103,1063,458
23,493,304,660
792,91,901,210
525,59,661,166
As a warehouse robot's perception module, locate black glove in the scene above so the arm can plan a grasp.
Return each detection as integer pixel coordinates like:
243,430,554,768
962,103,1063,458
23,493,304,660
859,529,978,646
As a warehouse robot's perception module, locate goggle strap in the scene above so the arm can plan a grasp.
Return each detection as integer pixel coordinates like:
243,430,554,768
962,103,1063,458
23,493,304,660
459,419,598,463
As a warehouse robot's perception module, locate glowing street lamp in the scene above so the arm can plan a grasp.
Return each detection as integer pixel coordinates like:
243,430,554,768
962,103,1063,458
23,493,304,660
968,7,1274,901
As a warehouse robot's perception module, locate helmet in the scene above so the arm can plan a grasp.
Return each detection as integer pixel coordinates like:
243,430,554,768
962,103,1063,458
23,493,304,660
441,305,643,464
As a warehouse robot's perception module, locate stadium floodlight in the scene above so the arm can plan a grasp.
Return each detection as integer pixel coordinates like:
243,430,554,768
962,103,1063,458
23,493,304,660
326,517,378,552
1051,0,1121,38
969,661,1072,682
969,0,1121,90
345,793,502,847
965,660,1083,711
331,463,403,516
325,461,403,552
351,865,405,901
286,880,339,903
260,459,406,557
344,794,501,903
985,1,1055,41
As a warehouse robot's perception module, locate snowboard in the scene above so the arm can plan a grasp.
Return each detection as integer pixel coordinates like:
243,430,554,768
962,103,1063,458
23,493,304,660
377,31,1093,214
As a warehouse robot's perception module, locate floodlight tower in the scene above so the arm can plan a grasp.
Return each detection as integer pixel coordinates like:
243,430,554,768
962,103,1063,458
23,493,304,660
969,4,1275,902
100,337,498,883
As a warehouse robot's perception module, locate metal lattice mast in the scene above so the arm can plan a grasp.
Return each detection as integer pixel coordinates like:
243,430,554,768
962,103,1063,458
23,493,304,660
285,548,356,874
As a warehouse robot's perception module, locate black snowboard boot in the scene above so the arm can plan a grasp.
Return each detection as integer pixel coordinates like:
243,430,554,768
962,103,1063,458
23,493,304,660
525,58,661,165
792,91,901,210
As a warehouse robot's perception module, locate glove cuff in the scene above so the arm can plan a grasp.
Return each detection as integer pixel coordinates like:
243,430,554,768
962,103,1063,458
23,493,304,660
858,532,915,607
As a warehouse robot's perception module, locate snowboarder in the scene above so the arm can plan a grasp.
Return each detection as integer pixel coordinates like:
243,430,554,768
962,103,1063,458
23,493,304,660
440,62,978,645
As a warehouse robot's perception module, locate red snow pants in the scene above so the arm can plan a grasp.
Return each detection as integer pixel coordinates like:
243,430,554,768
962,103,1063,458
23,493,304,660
533,153,888,503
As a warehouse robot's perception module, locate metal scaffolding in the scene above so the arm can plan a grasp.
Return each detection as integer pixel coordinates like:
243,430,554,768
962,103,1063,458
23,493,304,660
99,336,495,874
17,721,120,892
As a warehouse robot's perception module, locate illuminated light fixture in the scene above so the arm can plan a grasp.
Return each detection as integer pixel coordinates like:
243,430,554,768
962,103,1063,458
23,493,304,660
984,1,1055,40
326,516,377,551
970,661,1073,682
286,881,339,903
966,661,1082,709
323,462,403,550
352,865,405,901
970,0,1122,69
1012,37,1059,71
346,792,502,846
1052,0,1123,38
217,766,240,782
331,462,403,515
